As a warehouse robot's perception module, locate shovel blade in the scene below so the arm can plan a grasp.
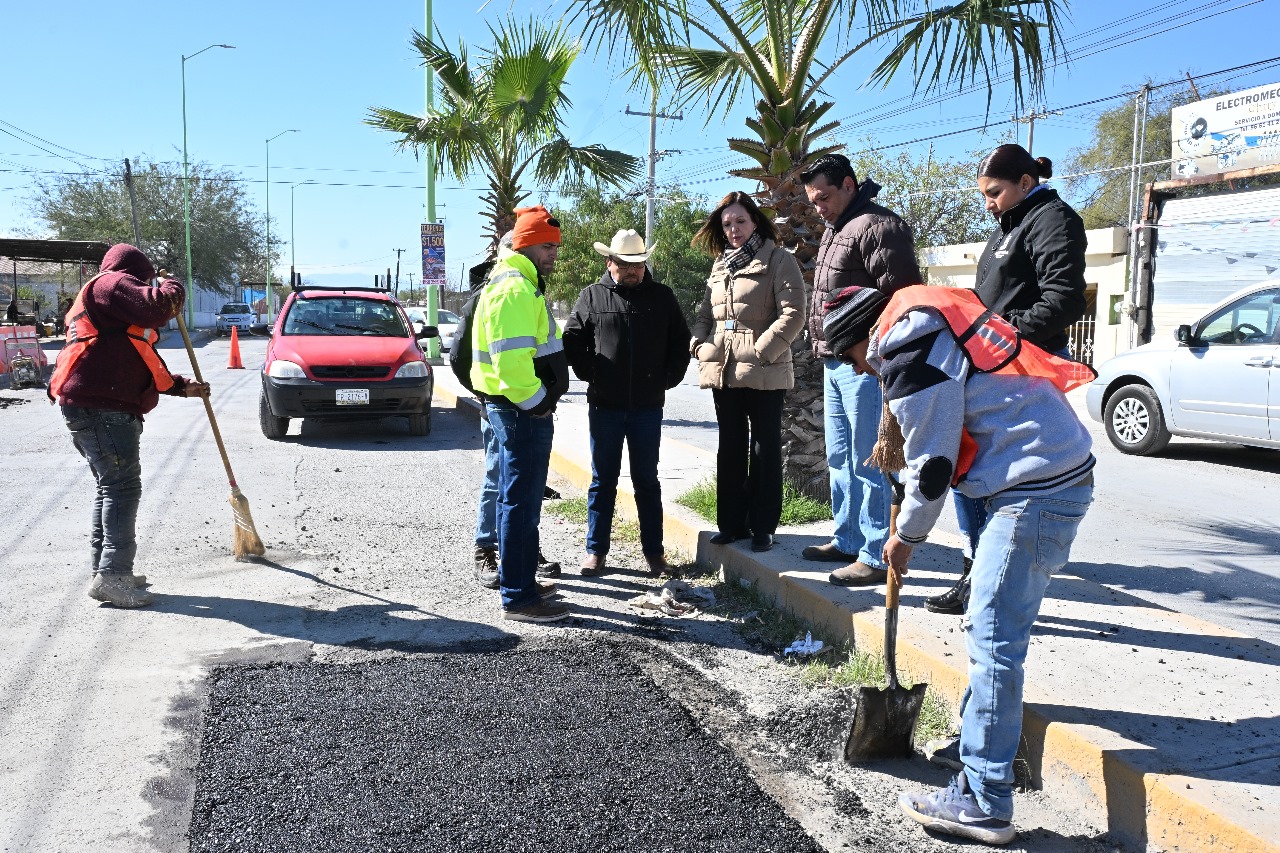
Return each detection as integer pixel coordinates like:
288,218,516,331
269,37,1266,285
843,682,928,762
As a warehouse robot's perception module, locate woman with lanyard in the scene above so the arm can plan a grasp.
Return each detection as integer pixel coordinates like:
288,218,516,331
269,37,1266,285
690,191,807,553
928,143,1089,617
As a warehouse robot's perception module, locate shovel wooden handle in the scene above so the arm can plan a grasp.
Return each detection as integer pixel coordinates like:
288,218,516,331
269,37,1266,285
885,502,902,609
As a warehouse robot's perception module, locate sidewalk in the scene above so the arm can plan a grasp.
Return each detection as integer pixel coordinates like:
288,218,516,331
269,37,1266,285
433,369,1280,853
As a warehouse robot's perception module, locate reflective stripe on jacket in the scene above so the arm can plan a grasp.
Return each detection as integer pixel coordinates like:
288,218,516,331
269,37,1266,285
49,277,176,402
468,249,567,415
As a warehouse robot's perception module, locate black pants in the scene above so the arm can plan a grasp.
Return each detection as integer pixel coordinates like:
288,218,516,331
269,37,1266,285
711,387,785,537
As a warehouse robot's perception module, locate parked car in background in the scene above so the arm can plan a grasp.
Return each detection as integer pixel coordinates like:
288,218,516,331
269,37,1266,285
1087,281,1280,455
215,302,254,336
259,287,438,439
407,307,460,352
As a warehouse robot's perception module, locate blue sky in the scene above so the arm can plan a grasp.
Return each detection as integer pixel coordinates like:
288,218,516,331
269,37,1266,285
2,0,1278,290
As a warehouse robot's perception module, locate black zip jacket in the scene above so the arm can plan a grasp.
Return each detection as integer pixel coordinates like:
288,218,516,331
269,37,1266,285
975,187,1087,354
562,270,691,410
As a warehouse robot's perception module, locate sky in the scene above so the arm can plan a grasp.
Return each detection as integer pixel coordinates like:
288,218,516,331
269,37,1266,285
2,0,1279,291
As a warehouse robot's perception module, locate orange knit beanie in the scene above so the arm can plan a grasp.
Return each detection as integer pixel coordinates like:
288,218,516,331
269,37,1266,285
511,205,561,249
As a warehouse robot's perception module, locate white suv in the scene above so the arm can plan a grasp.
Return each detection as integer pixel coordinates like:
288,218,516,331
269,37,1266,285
215,302,254,336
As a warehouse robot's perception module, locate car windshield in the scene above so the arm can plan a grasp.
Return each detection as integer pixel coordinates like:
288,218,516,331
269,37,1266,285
282,297,409,337
221,303,251,313
438,310,460,324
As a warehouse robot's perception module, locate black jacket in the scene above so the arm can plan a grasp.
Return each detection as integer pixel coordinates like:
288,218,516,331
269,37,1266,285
975,187,1088,355
562,270,691,409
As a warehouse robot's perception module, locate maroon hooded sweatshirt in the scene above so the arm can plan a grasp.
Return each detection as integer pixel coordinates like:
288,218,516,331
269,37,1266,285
55,244,192,418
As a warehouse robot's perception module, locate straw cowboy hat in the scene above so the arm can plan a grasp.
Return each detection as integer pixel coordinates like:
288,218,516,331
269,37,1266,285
592,229,656,262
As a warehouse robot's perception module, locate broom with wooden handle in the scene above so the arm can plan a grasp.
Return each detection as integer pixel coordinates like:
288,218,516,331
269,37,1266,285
160,270,265,560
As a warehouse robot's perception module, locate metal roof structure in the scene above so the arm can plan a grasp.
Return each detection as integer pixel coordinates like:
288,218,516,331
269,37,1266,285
0,239,111,264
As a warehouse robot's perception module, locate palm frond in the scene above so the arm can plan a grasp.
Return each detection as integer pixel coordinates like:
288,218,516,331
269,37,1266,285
486,19,578,137
866,0,1066,109
655,43,754,119
565,0,689,90
533,139,643,191
410,28,477,105
364,107,491,182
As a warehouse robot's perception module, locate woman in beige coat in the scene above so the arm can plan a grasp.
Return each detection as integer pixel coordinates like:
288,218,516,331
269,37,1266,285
690,191,807,552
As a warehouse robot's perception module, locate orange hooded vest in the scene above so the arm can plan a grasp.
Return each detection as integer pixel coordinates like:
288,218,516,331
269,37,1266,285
49,276,175,401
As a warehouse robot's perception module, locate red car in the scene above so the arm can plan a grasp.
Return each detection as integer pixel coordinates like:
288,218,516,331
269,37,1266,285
259,286,438,439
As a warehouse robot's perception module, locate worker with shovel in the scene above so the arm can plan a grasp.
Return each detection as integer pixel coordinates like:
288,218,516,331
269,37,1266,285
49,244,209,608
823,283,1095,846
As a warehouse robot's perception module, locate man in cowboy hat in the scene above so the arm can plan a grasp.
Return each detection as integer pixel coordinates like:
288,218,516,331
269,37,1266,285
562,228,691,576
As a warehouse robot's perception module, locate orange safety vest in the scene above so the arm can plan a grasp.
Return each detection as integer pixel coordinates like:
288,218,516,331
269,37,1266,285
877,285,1097,481
48,276,175,401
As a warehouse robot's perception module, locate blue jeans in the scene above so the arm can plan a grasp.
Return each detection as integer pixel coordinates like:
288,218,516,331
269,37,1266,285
475,413,500,549
951,346,1071,561
587,405,663,557
959,477,1093,821
486,402,553,608
62,406,144,575
824,360,891,567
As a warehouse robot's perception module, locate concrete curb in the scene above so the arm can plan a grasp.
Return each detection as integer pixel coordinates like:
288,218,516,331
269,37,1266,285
432,382,1278,853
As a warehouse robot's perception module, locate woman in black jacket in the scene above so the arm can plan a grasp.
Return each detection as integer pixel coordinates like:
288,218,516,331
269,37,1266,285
927,143,1088,616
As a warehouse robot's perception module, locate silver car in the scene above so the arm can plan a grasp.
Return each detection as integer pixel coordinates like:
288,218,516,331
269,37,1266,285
215,302,254,336
1086,281,1280,455
407,308,459,352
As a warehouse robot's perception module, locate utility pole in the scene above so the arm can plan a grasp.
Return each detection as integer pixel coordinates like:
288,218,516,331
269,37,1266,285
625,96,683,244
1010,106,1060,155
423,0,441,358
123,159,143,248
406,272,416,303
394,248,405,297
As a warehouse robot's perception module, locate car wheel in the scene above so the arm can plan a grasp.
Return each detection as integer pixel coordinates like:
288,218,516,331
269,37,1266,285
1104,384,1171,455
259,393,289,440
408,409,432,436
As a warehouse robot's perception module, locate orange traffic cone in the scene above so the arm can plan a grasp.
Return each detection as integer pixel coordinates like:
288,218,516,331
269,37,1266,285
227,326,245,369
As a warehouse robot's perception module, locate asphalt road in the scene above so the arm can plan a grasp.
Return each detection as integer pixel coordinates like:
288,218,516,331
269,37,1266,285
0,335,1121,853
557,364,1280,647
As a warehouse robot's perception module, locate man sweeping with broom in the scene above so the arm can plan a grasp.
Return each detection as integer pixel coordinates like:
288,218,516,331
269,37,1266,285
50,244,209,608
823,282,1095,845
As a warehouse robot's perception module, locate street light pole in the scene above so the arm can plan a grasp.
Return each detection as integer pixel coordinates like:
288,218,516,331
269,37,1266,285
265,129,299,320
181,43,234,327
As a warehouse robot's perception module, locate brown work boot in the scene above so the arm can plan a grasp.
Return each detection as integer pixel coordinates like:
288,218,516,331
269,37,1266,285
580,553,608,577
828,561,888,587
644,553,677,577
801,541,857,562
88,573,155,608
502,598,571,623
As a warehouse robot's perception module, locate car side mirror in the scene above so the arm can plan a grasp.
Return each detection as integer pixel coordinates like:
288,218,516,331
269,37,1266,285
415,325,440,340
1175,324,1195,345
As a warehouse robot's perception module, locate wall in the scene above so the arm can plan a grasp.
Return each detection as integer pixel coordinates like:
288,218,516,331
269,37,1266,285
920,227,1132,364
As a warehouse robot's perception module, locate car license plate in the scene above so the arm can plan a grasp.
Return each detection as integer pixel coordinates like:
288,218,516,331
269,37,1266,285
336,389,370,405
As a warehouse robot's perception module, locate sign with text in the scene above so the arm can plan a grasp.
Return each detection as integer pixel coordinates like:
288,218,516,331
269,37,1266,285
421,223,446,287
1172,80,1280,177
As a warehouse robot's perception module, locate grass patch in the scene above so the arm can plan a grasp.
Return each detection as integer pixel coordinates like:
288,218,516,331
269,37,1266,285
675,477,833,526
698,570,952,746
546,496,643,547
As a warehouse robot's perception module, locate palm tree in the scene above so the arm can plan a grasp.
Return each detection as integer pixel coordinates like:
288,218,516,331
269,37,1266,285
567,0,1066,495
367,19,643,250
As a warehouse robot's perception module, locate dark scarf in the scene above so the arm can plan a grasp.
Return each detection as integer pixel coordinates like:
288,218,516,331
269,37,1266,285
723,231,764,274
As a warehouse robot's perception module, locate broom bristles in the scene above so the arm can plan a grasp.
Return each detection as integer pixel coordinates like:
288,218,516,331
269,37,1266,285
867,397,907,475
229,487,266,561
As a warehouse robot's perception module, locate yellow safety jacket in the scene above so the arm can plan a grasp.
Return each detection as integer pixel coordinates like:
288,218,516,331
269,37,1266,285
469,249,567,415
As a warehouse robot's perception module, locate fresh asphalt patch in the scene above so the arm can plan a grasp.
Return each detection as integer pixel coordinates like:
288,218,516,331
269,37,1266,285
189,636,824,853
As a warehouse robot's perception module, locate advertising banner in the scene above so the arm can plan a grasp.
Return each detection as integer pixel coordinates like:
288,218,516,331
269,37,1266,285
421,223,446,287
1172,80,1280,177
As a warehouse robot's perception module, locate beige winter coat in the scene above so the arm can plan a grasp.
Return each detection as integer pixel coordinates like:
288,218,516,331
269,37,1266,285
690,239,807,391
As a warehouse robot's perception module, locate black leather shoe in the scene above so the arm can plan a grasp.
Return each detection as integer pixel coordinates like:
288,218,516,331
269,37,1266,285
709,530,749,545
750,533,775,552
925,559,972,614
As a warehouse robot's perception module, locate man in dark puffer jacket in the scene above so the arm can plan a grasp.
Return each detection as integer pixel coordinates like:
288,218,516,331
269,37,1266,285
801,153,923,588
562,228,690,576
